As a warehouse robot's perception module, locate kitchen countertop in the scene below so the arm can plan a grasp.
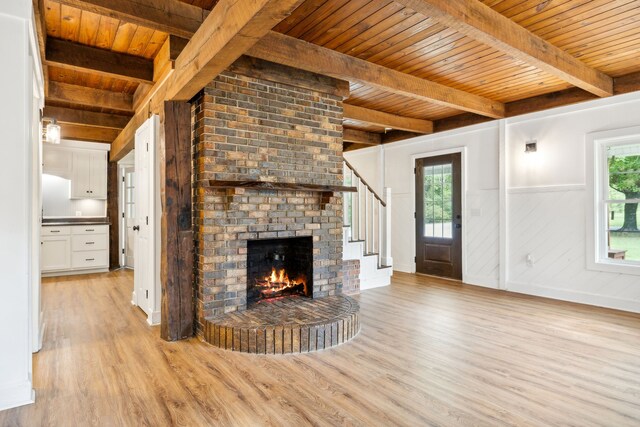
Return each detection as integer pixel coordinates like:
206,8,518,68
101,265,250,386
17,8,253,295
42,218,111,226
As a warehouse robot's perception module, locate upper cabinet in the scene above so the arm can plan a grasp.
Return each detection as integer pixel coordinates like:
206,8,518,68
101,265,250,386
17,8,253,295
70,150,107,199
43,142,109,200
42,146,72,179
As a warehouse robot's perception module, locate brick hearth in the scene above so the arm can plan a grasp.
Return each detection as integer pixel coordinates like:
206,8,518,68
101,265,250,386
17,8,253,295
192,58,351,336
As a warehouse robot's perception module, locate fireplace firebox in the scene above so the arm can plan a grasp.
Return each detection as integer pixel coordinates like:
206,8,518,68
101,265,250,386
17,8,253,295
247,237,313,306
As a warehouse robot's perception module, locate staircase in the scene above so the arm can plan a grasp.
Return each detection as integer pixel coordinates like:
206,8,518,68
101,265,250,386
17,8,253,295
343,160,393,291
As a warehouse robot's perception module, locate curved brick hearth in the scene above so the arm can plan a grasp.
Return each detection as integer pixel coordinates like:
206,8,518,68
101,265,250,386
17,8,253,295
203,295,360,354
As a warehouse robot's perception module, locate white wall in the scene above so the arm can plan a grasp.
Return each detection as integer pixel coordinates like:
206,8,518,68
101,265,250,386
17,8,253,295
344,146,383,194
0,1,37,410
363,91,640,313
381,124,500,287
505,92,640,312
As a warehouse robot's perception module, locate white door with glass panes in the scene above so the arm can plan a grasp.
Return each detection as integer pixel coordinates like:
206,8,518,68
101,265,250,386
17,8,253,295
123,167,135,268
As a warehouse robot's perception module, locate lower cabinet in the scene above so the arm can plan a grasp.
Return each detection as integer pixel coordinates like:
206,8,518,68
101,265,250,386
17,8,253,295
41,224,109,274
41,236,71,271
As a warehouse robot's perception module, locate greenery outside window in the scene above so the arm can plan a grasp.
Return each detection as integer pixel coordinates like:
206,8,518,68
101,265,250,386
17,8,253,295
587,126,640,274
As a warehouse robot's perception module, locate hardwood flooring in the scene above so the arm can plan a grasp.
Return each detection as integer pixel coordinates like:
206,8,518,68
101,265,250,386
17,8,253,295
1,271,640,426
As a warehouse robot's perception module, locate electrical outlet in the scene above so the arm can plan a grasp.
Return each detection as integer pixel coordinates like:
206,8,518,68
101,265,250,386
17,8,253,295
526,253,534,267
75,211,82,216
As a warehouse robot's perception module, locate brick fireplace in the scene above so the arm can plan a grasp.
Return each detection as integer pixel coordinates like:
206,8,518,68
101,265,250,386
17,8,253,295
192,57,351,337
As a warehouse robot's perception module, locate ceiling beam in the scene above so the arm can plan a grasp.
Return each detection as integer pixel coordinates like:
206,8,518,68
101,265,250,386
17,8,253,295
248,32,504,118
46,38,154,85
343,128,382,146
48,81,133,113
395,0,613,97
60,124,121,143
44,106,131,129
54,0,207,38
111,0,305,161
382,131,424,144
166,0,306,101
343,104,433,134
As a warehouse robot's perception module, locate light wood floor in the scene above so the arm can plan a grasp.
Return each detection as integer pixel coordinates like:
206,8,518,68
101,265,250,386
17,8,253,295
2,271,640,426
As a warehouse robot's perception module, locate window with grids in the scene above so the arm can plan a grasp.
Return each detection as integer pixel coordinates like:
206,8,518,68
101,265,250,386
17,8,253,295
600,142,640,264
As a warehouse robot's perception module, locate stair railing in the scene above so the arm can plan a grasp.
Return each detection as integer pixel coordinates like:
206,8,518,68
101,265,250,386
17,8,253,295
343,160,392,268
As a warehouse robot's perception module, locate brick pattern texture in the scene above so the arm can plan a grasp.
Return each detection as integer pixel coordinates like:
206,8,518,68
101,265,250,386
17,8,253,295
204,295,360,354
192,66,345,333
342,259,360,295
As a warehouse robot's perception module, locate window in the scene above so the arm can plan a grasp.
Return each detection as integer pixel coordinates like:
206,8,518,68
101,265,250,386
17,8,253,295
423,163,453,238
587,126,640,274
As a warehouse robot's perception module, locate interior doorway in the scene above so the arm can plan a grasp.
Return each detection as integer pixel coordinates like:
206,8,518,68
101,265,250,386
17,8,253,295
415,153,462,280
122,167,135,268
118,151,135,270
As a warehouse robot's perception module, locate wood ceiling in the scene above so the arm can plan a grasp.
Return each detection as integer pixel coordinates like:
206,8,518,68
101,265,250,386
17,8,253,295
34,0,640,150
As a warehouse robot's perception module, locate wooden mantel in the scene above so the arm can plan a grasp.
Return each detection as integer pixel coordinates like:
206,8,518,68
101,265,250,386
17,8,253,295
202,180,356,210
202,180,356,193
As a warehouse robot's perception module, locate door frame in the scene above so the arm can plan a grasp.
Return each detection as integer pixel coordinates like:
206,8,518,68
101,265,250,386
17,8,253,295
411,147,467,281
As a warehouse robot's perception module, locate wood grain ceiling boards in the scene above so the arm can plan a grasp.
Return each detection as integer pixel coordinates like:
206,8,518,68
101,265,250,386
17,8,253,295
275,0,639,121
44,0,169,94
177,0,218,10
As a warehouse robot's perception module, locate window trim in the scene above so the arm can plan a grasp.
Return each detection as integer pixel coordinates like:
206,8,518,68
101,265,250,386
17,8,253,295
586,125,640,276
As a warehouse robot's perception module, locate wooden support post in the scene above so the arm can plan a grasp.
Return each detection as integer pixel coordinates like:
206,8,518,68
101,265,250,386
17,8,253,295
107,161,120,270
160,101,194,341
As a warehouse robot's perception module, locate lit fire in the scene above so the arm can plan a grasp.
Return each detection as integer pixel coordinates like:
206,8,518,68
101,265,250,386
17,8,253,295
256,267,306,299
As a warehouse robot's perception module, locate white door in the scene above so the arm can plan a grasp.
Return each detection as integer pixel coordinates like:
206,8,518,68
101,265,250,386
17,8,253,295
124,167,135,268
133,117,156,318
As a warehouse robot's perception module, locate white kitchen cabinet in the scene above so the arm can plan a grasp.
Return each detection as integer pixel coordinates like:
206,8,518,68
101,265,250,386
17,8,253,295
70,150,107,199
42,146,72,179
41,235,71,272
41,224,109,275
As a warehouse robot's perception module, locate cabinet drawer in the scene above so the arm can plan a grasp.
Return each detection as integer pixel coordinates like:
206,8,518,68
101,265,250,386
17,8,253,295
72,234,108,251
71,225,109,235
42,226,71,236
71,250,108,269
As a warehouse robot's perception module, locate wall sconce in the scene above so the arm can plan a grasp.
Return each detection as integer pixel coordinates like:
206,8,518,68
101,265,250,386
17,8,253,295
525,139,537,153
43,118,61,144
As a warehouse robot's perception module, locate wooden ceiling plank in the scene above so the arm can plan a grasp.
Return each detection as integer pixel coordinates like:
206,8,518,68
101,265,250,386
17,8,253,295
343,104,433,134
54,0,207,38
43,105,131,129
45,1,62,39
395,0,613,97
45,37,154,85
48,81,133,112
247,31,505,118
111,0,305,161
33,0,48,95
343,128,382,146
166,0,307,101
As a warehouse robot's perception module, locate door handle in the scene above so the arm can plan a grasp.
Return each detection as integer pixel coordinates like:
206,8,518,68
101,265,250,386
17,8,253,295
133,225,140,231
455,224,462,229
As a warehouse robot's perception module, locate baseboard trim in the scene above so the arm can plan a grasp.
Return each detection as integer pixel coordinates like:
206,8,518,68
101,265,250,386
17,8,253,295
463,275,499,289
0,380,34,411
42,268,109,278
147,310,161,326
392,262,415,273
507,281,640,314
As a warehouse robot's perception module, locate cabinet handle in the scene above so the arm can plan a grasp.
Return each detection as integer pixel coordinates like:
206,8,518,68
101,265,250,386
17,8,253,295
85,258,95,261
85,229,95,232
85,242,95,245
50,230,60,233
